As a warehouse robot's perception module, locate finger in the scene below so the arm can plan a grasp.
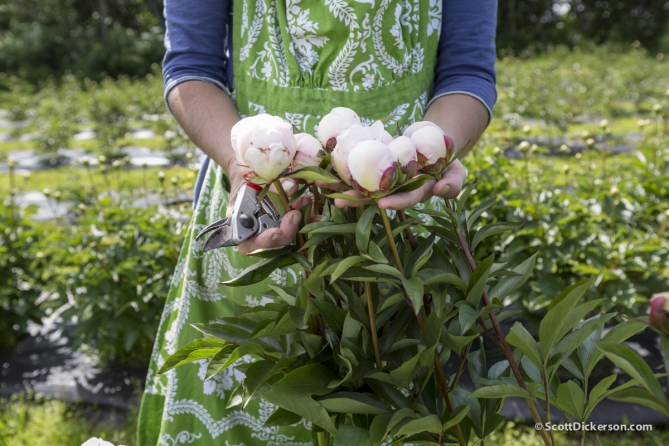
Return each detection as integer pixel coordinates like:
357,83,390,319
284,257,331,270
315,180,347,191
269,178,299,196
378,180,435,210
434,160,467,198
334,190,373,208
237,210,302,255
294,195,312,211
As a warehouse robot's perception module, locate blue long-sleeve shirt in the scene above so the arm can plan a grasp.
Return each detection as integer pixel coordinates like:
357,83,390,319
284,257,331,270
163,0,498,203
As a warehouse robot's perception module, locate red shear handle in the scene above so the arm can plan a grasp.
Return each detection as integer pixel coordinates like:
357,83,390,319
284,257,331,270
244,182,263,192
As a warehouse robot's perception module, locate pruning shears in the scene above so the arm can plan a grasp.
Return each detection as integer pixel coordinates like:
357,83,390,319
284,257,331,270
195,183,281,251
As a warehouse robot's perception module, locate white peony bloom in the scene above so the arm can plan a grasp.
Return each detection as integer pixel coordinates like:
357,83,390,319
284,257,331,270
317,107,361,150
348,140,398,197
388,136,419,178
403,122,453,175
81,438,115,446
291,133,323,171
331,124,373,185
231,114,297,183
368,120,394,145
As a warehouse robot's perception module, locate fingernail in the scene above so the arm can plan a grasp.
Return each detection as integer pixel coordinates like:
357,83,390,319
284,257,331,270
283,179,295,191
292,213,302,225
271,232,281,242
440,184,451,196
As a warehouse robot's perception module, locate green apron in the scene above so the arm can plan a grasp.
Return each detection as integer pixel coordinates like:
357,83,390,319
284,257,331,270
138,1,441,444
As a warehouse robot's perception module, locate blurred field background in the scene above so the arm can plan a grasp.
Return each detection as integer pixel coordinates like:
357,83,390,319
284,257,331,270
1,1,669,445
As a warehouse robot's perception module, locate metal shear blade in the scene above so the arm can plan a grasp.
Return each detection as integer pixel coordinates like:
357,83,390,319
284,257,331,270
195,218,236,251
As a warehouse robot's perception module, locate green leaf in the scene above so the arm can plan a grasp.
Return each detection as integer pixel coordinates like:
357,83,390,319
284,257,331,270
272,364,337,396
467,198,495,231
356,205,377,253
369,412,393,445
405,233,435,279
457,302,479,333
608,388,669,417
468,384,529,399
442,332,478,356
324,193,370,202
506,322,542,368
391,174,434,193
368,350,422,388
286,166,339,183
442,405,470,432
190,323,250,345
318,392,390,414
333,425,371,446
308,223,357,235
595,342,667,403
267,284,297,305
538,279,592,360
364,241,388,264
300,221,336,235
330,256,364,283
311,299,347,335
261,391,337,434
402,276,424,315
220,255,297,287
206,343,262,380
553,313,615,357
584,320,647,378
364,264,405,281
392,414,443,437
264,407,303,427
471,222,519,251
584,374,616,419
488,253,538,301
555,380,585,420
421,272,467,291
242,360,281,408
157,338,228,374
466,254,494,306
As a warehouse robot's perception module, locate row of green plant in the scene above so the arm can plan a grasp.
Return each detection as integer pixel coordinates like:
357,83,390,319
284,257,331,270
1,164,191,363
2,47,668,162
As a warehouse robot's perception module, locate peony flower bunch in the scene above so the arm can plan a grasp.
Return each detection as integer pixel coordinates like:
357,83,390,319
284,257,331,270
322,107,453,198
231,107,455,200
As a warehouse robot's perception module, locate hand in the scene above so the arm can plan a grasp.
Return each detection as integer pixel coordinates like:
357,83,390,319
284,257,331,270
324,159,468,210
227,166,305,255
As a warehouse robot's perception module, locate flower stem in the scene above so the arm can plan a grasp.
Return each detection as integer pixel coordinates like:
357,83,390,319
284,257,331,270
444,199,551,446
364,281,383,370
317,432,327,446
378,207,465,446
397,210,417,250
379,209,405,277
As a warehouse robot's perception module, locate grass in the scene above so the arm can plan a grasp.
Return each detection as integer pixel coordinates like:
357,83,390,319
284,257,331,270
0,394,137,446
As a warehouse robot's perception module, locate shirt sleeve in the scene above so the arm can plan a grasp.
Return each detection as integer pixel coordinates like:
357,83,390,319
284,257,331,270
429,0,498,123
162,0,232,108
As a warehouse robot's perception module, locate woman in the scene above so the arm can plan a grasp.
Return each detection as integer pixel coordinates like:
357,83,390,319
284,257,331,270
138,1,497,444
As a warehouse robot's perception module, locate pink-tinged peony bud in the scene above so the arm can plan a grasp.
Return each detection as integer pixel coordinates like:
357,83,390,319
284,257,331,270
291,133,323,171
369,120,394,145
388,136,418,179
402,121,442,138
318,107,361,151
348,140,399,198
650,293,669,336
232,114,296,183
331,124,373,185
405,123,452,175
